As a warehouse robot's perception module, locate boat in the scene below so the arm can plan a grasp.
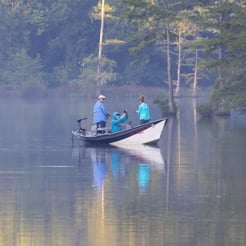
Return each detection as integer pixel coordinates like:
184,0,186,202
72,117,168,146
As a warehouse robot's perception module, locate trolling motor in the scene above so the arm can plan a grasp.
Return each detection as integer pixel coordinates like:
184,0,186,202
72,117,88,146
76,117,88,134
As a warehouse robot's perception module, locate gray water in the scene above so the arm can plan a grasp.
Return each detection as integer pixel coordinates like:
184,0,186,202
0,95,246,246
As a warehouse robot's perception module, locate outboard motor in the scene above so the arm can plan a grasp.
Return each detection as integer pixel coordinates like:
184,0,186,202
76,118,87,135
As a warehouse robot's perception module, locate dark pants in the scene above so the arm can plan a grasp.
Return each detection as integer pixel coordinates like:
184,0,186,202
140,119,150,124
96,121,106,128
96,121,106,134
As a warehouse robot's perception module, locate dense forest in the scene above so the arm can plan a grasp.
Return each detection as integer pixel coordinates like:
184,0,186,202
0,0,245,113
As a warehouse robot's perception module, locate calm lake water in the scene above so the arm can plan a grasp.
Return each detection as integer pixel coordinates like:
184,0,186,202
0,95,246,246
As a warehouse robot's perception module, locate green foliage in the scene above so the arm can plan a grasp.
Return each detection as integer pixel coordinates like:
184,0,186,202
31,0,98,80
69,54,116,94
1,49,46,95
191,1,246,112
91,1,116,20
153,95,177,116
211,82,246,113
196,102,213,118
50,66,71,87
0,0,245,113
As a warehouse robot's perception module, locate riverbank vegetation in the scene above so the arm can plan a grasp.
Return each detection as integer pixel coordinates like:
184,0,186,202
0,0,245,115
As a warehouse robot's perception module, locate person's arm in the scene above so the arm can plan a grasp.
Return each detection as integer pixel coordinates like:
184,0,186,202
119,111,128,122
100,104,111,118
137,104,143,117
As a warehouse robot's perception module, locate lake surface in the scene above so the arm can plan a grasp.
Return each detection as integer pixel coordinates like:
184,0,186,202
0,95,246,246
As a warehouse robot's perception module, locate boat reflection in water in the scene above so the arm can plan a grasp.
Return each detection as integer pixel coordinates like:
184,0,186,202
116,145,167,193
71,145,168,245
72,144,167,194
116,145,167,171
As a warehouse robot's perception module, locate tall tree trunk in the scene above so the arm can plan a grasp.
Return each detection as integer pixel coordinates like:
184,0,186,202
217,47,223,90
216,6,230,115
192,48,198,97
175,31,182,97
216,47,229,115
166,25,175,114
96,0,105,95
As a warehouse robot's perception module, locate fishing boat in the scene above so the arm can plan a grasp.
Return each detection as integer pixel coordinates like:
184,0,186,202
72,117,168,146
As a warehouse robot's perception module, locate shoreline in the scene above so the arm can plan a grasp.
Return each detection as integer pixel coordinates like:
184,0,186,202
0,85,210,98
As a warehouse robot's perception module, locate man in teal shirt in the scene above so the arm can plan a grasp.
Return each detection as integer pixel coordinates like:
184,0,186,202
136,95,150,124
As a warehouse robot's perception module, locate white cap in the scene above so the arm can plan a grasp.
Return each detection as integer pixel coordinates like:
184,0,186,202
98,94,106,99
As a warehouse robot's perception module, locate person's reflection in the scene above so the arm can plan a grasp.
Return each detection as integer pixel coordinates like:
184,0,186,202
138,163,150,194
111,150,120,178
111,149,129,179
111,149,151,194
92,149,107,191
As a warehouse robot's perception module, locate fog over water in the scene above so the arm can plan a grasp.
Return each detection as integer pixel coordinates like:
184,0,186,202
0,95,246,246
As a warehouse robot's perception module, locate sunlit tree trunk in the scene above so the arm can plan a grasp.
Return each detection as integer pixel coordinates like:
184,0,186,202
175,30,182,97
192,48,198,97
216,0,223,91
216,47,229,114
215,1,230,115
166,25,175,114
217,47,223,90
96,0,105,95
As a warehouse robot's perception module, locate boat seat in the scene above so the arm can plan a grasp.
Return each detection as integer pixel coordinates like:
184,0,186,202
120,123,132,130
96,127,111,134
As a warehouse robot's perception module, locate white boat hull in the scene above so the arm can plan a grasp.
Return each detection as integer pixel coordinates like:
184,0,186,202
110,119,166,147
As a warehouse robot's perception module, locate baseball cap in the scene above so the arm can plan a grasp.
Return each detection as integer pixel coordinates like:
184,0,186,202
98,94,106,99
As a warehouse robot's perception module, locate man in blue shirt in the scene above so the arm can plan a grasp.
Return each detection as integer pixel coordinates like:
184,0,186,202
136,95,150,124
93,94,111,128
